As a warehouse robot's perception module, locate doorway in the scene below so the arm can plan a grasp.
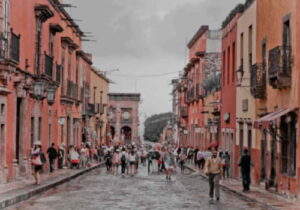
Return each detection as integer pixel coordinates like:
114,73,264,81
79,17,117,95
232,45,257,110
269,127,277,188
260,130,267,182
15,98,22,163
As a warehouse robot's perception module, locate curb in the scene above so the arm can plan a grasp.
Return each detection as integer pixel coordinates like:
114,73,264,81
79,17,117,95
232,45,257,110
0,163,102,209
184,165,276,210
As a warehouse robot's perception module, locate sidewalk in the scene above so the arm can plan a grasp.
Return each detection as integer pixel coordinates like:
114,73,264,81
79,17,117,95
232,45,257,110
185,164,300,210
0,163,101,209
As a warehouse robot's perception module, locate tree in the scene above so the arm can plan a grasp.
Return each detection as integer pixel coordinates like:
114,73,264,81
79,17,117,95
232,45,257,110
144,112,173,142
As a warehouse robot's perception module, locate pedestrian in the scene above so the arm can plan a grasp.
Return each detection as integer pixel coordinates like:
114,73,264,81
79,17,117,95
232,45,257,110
112,149,120,175
69,146,80,169
97,145,105,162
129,150,137,176
194,147,199,166
58,143,65,169
222,151,230,178
163,148,176,181
179,150,187,173
47,143,58,173
104,150,113,172
205,149,223,201
120,148,128,176
197,150,205,170
147,149,153,174
80,144,87,168
31,141,46,185
239,149,251,192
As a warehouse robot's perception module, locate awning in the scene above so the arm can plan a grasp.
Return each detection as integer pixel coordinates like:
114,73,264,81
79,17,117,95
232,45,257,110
254,108,298,129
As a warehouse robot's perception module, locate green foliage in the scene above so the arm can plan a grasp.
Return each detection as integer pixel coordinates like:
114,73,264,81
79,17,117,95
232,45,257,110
143,112,173,142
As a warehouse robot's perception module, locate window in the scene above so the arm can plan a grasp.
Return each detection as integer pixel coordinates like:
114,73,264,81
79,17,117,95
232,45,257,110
48,124,52,147
76,56,79,84
283,19,291,74
35,19,42,74
232,42,236,83
68,50,72,80
0,104,5,115
222,51,226,86
248,25,253,71
227,47,230,85
49,32,55,57
31,117,34,147
240,33,244,76
61,50,65,94
38,117,42,141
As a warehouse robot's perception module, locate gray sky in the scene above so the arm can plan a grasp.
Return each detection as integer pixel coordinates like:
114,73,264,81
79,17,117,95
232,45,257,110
65,0,243,118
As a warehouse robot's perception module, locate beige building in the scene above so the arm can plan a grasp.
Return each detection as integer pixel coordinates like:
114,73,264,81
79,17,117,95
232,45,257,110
236,0,257,165
88,68,110,146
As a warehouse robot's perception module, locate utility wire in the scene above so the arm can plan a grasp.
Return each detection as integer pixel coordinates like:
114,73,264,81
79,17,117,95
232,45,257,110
110,71,181,78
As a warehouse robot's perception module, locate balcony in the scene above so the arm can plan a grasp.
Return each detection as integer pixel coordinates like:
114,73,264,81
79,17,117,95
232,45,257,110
87,103,96,116
268,46,292,89
44,54,53,78
250,63,266,99
180,107,188,118
66,80,78,100
10,33,20,63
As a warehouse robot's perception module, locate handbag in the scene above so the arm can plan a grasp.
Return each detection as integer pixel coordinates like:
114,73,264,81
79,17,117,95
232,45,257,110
32,155,42,166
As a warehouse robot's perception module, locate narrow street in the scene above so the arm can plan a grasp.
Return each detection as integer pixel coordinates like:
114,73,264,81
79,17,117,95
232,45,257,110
8,166,269,210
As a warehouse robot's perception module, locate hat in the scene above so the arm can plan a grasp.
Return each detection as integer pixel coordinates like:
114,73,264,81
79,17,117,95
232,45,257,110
34,141,42,146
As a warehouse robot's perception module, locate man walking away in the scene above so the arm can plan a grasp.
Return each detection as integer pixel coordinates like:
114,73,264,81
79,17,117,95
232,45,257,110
47,143,58,173
205,149,223,201
120,148,128,176
239,149,251,192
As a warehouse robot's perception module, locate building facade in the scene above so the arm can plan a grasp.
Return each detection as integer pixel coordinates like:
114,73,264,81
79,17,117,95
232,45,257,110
236,0,257,181
0,0,109,183
108,93,140,145
221,4,243,178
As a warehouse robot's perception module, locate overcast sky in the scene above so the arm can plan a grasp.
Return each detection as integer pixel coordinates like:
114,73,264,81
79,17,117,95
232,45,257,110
65,0,243,119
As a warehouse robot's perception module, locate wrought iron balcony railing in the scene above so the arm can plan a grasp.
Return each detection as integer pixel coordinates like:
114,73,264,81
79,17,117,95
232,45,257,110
250,63,266,99
268,46,292,89
180,106,188,118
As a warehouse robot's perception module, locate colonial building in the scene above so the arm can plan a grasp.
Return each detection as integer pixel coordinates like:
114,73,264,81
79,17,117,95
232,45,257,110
236,0,257,180
178,26,221,149
0,0,109,183
221,4,243,178
253,0,300,196
108,93,140,145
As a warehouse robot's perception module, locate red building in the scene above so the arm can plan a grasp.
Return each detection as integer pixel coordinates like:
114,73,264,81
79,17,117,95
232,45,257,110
220,5,243,178
0,0,100,183
178,26,221,149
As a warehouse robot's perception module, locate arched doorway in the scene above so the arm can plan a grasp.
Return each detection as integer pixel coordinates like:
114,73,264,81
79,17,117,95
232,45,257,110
110,126,115,140
121,126,132,144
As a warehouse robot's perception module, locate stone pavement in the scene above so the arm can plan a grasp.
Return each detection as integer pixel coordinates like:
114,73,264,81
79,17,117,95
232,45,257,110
8,164,270,210
0,163,101,209
185,164,300,210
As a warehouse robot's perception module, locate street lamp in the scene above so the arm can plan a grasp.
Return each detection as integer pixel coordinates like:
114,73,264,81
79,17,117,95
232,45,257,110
47,86,56,105
33,81,45,100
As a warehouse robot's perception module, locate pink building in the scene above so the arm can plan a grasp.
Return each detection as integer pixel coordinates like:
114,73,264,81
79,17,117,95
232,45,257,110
108,93,140,145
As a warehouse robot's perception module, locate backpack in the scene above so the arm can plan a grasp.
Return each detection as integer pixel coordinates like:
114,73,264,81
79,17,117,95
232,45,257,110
121,154,126,163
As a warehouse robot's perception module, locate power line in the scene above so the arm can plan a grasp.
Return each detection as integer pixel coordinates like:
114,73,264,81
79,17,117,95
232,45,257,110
110,71,181,78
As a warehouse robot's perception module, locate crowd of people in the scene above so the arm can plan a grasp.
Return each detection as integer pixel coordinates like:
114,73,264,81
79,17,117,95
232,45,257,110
30,140,252,203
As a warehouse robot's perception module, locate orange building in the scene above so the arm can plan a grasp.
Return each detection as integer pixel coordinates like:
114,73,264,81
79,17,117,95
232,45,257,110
253,0,300,196
178,26,221,149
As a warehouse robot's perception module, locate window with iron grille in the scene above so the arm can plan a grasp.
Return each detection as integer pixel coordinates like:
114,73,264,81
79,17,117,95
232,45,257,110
10,32,20,62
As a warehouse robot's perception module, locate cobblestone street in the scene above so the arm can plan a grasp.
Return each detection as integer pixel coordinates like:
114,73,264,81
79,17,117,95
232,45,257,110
8,166,270,210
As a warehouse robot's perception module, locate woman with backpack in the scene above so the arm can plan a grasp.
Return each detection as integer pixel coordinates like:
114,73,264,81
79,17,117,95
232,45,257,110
31,141,45,185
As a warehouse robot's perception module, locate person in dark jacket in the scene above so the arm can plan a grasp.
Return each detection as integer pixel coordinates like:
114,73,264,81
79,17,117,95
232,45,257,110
239,149,251,192
47,143,58,173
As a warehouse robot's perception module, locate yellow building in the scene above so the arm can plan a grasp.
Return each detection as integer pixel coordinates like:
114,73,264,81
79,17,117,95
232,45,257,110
88,68,110,146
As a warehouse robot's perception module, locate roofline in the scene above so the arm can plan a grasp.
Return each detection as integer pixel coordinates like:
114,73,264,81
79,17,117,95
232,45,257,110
187,25,209,49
